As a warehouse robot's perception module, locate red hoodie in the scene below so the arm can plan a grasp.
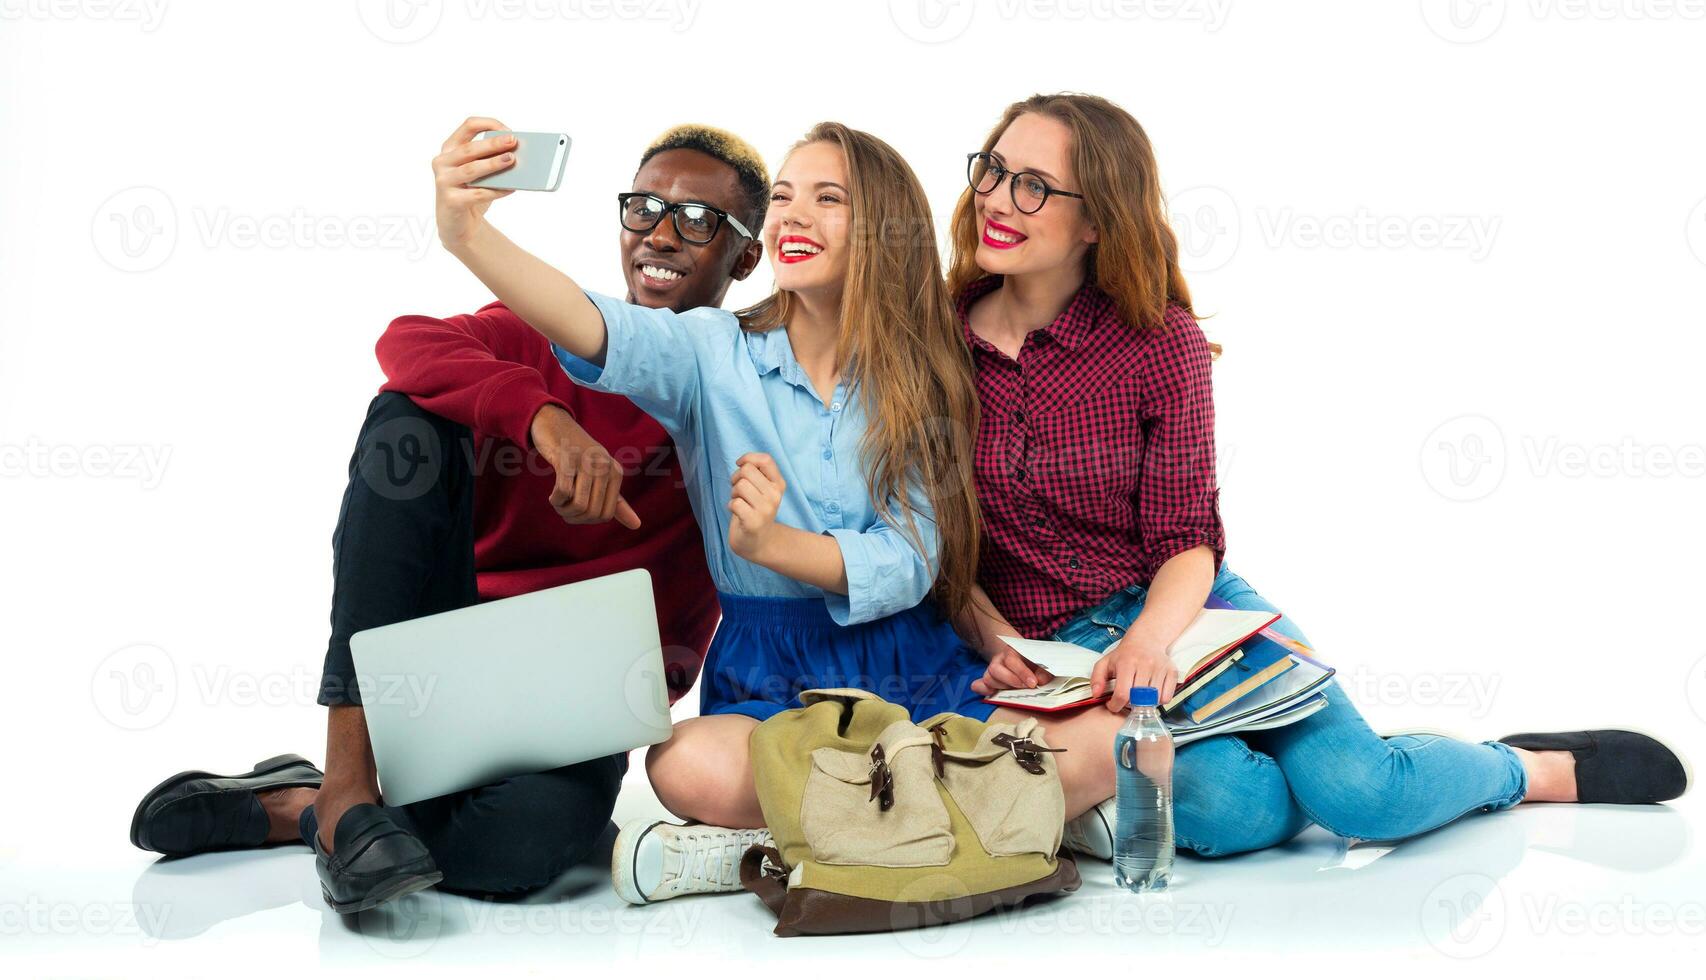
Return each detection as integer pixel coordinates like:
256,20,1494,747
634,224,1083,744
375,301,717,703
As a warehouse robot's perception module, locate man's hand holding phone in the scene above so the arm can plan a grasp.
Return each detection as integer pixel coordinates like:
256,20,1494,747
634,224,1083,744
433,116,518,251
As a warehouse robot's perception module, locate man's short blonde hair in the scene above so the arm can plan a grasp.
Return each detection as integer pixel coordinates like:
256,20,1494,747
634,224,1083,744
638,124,769,228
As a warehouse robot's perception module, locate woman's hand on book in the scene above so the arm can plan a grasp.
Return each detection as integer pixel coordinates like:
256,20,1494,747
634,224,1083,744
970,642,1054,696
433,116,517,252
1091,635,1179,712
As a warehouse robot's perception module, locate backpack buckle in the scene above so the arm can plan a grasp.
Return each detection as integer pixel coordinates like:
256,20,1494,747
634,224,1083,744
868,743,896,811
991,732,1066,775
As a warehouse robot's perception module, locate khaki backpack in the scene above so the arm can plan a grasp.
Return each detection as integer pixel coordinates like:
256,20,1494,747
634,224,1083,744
739,688,1081,936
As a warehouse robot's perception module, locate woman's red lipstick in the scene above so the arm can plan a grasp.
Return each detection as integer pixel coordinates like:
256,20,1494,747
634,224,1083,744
777,234,826,264
982,219,1027,250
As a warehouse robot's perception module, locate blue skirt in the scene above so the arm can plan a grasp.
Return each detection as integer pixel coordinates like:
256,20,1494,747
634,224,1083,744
699,593,998,723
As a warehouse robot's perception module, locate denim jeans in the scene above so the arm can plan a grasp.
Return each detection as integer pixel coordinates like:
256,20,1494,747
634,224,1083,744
1052,564,1528,856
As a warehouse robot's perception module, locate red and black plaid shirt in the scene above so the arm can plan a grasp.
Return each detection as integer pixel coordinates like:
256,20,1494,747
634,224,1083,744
960,275,1227,639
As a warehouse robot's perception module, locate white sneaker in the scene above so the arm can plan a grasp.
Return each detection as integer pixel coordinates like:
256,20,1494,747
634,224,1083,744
1062,797,1116,861
610,819,773,905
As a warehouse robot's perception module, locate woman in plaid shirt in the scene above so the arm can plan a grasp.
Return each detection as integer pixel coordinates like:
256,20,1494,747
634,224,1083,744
953,94,1686,861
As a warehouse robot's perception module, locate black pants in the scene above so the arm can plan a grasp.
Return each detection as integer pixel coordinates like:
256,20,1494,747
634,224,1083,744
308,391,626,897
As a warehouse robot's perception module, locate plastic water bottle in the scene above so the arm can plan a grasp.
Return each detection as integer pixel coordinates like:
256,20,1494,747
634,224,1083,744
1114,685,1175,892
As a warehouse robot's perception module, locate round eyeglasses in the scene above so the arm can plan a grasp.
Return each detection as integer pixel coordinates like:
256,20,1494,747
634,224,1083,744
966,152,1085,215
617,193,755,245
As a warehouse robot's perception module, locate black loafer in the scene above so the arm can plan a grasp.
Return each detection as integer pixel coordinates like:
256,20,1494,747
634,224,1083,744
131,753,324,856
311,803,442,914
1500,729,1692,804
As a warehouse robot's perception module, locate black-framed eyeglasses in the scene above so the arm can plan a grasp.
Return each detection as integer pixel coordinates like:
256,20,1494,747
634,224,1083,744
616,193,755,245
966,152,1085,215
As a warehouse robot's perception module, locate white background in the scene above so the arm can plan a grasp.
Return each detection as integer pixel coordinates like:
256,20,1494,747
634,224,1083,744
3,0,1704,974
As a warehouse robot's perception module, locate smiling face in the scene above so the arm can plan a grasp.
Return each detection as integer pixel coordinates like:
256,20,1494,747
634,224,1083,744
762,140,852,298
621,147,760,312
972,112,1097,278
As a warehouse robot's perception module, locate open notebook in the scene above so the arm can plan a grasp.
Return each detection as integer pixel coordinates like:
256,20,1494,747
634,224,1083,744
982,607,1281,713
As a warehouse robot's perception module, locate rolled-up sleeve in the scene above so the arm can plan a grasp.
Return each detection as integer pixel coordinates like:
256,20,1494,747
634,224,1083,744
822,489,939,626
1133,306,1228,584
552,290,738,433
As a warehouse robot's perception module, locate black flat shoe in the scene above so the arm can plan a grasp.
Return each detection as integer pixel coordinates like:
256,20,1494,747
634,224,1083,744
311,803,442,914
131,753,323,856
1500,729,1692,804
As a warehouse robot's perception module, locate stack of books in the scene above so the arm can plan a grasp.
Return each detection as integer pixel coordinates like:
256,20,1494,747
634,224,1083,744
982,594,1334,745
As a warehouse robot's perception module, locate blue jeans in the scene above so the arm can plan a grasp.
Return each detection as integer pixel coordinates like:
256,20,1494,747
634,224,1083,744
1051,564,1528,857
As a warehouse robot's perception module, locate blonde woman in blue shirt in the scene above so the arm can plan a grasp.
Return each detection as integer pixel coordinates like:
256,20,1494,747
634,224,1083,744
433,117,990,905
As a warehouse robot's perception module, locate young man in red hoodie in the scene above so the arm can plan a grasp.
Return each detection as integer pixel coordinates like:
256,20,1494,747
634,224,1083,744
130,126,767,912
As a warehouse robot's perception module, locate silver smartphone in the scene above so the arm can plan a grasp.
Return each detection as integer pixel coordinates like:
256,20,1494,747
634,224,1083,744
470,131,571,191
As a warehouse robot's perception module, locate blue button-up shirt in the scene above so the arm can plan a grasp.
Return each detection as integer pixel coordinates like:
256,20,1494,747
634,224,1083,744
553,292,938,626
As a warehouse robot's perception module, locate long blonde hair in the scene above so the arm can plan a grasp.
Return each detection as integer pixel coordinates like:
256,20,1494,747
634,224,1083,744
947,93,1219,355
739,122,982,624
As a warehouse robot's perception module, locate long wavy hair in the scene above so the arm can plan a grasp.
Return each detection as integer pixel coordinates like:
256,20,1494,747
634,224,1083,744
739,122,982,625
946,93,1218,356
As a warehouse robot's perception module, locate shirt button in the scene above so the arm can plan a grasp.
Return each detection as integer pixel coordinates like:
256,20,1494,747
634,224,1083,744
1015,467,1028,482
1012,410,1026,425
1067,556,1081,570
831,402,842,412
822,449,832,459
1032,515,1045,527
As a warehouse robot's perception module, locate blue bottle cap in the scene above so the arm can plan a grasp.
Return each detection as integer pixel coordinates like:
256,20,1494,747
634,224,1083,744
1129,686,1159,707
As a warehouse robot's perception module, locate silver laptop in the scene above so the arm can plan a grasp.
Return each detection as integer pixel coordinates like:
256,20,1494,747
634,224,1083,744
349,568,673,806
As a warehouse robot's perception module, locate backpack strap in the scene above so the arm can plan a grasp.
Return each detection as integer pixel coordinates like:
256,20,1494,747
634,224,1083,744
739,844,790,916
